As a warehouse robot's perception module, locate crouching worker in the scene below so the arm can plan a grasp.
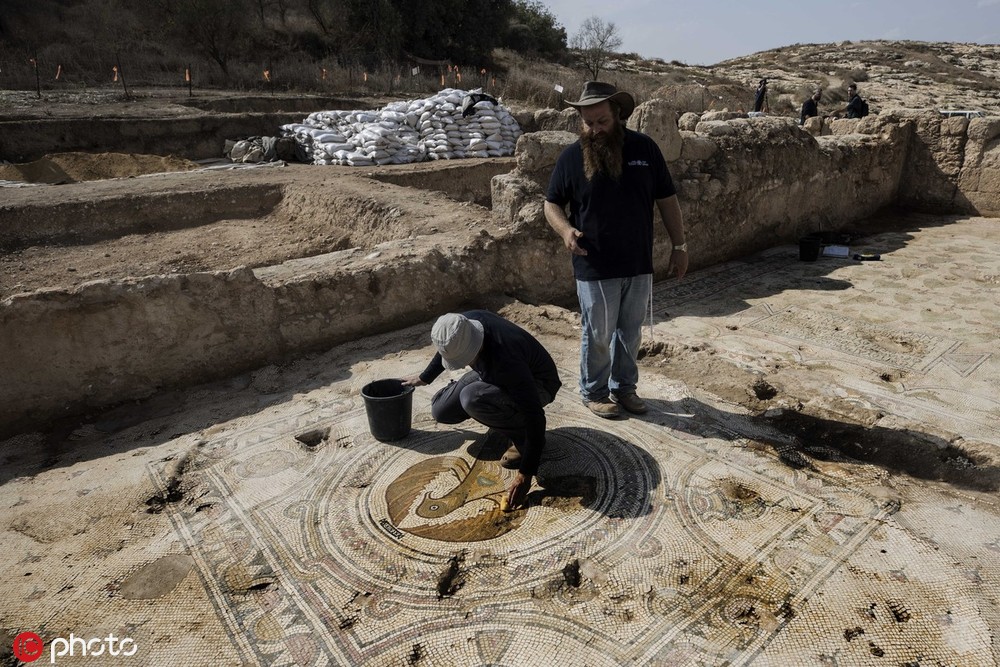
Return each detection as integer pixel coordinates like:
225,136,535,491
401,311,561,510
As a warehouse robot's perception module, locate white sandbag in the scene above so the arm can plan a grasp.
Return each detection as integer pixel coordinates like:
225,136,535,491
278,87,522,167
313,132,347,143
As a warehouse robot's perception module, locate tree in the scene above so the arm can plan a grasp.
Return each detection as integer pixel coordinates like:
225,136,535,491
166,0,256,77
392,0,514,65
303,0,339,36
503,0,566,60
570,15,621,80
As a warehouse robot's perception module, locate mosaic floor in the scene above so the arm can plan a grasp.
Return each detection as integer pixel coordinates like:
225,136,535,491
1,216,998,666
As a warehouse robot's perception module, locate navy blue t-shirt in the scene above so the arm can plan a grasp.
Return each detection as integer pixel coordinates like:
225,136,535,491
546,128,676,281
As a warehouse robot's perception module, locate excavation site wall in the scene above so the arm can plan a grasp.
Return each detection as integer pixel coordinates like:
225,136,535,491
0,95,378,163
0,113,304,163
2,106,999,434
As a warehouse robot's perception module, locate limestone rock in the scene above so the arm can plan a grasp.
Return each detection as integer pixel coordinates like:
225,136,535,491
533,108,579,133
680,134,718,161
628,99,682,162
678,112,701,132
694,120,736,137
700,110,744,122
802,116,824,136
514,130,575,176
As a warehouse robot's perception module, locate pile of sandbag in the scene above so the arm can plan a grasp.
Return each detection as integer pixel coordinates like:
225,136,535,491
280,88,521,166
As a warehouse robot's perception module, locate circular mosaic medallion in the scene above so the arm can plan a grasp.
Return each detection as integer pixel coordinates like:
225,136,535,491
306,420,663,594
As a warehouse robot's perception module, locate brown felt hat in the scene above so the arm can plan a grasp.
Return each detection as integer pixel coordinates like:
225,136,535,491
565,81,636,120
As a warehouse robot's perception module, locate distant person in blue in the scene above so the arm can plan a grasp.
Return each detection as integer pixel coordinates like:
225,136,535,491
800,89,821,125
544,81,688,420
753,78,769,113
402,311,561,509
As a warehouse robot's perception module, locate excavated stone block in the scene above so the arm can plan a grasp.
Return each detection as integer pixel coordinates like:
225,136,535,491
533,108,579,133
681,134,719,161
628,99,682,162
695,120,736,136
678,112,701,131
514,130,576,175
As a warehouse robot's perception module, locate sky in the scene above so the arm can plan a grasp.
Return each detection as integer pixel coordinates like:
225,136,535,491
539,0,1000,66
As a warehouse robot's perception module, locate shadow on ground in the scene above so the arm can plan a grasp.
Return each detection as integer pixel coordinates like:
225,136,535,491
637,396,999,494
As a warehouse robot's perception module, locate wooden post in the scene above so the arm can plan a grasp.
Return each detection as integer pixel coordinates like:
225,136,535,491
32,52,40,98
116,52,131,100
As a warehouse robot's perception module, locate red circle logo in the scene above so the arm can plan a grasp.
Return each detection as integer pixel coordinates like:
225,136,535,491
13,632,44,662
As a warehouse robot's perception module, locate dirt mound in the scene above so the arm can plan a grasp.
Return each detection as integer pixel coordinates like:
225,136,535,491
0,152,199,184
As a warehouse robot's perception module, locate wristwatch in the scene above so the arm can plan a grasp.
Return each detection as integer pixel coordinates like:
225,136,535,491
672,242,688,252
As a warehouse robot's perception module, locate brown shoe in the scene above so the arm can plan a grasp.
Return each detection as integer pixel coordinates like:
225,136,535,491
612,392,648,414
583,397,621,419
500,443,522,469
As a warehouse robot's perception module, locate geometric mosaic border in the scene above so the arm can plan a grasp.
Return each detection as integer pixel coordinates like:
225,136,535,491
748,306,958,372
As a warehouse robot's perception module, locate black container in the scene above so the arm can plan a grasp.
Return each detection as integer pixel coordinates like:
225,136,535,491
361,379,414,442
799,236,822,261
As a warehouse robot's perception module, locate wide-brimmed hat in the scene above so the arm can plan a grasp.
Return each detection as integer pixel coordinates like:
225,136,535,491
431,313,484,370
565,81,636,120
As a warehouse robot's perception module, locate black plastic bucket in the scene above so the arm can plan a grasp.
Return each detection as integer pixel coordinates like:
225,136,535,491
361,379,414,442
799,236,822,261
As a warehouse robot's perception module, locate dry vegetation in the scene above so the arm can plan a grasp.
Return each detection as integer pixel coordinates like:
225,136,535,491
1,38,998,126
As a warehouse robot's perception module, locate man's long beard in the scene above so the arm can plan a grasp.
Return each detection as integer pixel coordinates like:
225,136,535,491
580,121,624,182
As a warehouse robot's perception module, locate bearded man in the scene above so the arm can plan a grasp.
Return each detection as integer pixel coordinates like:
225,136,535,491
544,81,688,419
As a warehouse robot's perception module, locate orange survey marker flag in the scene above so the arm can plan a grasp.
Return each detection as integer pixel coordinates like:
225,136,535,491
55,65,62,80
112,65,119,82
185,68,191,82
263,69,271,82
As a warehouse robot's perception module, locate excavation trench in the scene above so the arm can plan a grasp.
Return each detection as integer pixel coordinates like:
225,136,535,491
0,157,527,435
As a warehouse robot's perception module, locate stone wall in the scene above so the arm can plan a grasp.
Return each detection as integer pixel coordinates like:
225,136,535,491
493,102,913,297
495,105,1000,296
887,111,1000,216
0,236,508,435
3,102,999,434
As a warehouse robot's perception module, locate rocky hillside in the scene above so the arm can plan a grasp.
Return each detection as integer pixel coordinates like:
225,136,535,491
607,40,1000,116
714,40,1000,114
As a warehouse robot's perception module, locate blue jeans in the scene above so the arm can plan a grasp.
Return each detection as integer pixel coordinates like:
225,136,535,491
576,274,651,401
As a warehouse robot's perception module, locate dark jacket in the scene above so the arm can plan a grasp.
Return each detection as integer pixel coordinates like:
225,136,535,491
419,310,561,476
800,98,819,125
845,94,865,119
